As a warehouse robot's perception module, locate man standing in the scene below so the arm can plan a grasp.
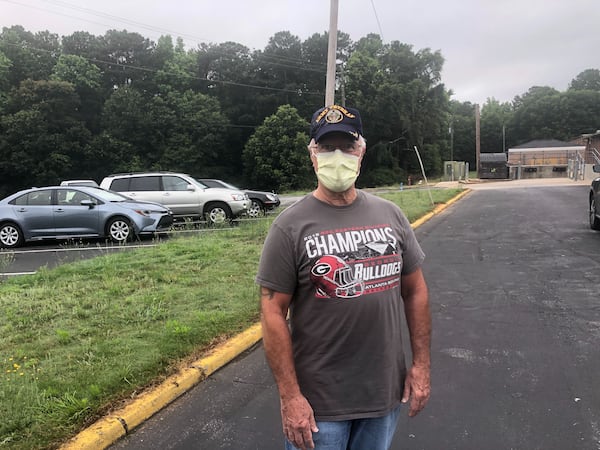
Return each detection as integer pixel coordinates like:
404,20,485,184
257,105,431,450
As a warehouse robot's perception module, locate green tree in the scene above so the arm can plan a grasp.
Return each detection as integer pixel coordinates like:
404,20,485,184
97,29,157,91
509,86,561,144
557,89,600,136
61,31,105,61
252,32,307,119
0,50,11,111
154,37,196,92
195,41,261,175
84,132,140,181
345,37,450,179
51,54,103,131
101,86,152,169
509,84,600,144
449,100,476,167
480,98,513,153
51,54,101,90
243,104,312,191
154,89,230,177
345,34,385,121
569,68,600,91
0,26,60,87
0,79,90,194
296,31,352,118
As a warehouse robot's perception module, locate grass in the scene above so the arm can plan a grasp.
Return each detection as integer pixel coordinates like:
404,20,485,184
378,188,463,222
0,187,463,449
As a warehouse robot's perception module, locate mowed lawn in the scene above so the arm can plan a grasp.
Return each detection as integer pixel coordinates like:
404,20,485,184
0,187,462,449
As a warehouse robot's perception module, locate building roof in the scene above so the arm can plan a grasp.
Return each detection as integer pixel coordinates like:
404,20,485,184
512,139,576,149
508,139,585,153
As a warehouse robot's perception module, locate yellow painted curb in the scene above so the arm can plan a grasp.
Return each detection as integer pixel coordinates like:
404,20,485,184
61,323,263,450
411,189,471,229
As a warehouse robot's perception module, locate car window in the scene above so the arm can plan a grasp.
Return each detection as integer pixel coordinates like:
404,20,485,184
15,190,53,206
13,194,28,206
130,176,160,191
57,190,69,204
109,178,130,192
58,189,93,205
163,176,190,191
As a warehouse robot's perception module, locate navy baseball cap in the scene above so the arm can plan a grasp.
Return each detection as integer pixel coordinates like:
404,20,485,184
310,105,363,142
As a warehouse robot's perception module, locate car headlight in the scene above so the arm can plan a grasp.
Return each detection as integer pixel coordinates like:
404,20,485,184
134,208,166,216
266,193,278,201
231,194,246,201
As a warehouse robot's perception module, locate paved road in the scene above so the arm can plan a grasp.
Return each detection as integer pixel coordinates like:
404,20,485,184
111,183,600,450
0,240,161,277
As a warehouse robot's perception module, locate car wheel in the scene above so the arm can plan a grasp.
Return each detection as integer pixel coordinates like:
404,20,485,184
204,202,232,225
247,199,265,218
107,217,133,243
590,197,600,230
0,223,24,248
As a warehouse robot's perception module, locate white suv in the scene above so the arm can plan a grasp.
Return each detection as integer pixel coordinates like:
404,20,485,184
100,172,248,224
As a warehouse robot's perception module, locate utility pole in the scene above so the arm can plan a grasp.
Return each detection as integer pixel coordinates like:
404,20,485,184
449,120,454,181
324,0,338,106
475,104,481,178
339,64,346,107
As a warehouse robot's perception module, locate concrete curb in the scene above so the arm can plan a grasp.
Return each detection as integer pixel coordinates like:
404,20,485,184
60,188,470,449
410,188,471,229
60,323,262,450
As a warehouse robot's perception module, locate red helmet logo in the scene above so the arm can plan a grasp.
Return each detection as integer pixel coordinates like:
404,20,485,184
310,255,364,298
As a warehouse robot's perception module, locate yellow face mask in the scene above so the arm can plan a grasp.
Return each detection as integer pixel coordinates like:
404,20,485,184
314,149,360,192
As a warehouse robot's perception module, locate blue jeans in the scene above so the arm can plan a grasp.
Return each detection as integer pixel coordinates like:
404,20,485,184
285,405,402,450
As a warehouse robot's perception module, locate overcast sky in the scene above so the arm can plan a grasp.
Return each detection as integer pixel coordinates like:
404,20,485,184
2,0,599,105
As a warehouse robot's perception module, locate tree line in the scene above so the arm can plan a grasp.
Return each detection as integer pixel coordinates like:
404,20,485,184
1,25,599,197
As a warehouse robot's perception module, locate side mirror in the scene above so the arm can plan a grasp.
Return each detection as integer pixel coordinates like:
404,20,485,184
80,199,95,208
186,184,196,191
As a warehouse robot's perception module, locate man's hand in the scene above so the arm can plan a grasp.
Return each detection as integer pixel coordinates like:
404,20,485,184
281,394,319,450
402,364,431,417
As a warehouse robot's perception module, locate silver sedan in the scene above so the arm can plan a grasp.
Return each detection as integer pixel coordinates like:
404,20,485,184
0,186,173,248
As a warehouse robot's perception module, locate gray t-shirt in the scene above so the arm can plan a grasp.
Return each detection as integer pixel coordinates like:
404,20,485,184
256,190,425,420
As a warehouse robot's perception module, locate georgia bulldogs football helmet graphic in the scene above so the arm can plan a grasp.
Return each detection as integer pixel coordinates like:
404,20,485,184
310,255,364,298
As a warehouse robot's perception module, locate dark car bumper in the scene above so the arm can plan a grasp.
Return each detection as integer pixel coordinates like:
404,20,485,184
263,199,281,210
157,214,174,229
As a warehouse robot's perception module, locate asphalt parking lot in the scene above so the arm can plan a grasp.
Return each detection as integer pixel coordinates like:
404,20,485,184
106,179,600,450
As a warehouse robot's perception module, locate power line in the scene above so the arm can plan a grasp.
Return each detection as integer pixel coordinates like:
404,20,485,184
369,0,385,42
2,0,328,71
40,0,214,46
1,0,122,35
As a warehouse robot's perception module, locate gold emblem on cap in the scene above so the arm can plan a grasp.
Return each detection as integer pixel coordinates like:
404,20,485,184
314,105,356,125
325,109,343,124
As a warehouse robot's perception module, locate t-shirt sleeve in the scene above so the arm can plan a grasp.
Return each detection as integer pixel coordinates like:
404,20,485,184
255,222,298,294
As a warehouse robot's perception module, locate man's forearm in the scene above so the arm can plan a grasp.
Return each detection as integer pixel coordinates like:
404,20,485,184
401,269,431,367
261,311,303,399
404,290,431,367
260,287,302,399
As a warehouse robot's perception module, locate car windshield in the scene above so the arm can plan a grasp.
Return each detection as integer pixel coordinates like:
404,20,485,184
218,181,239,190
191,178,210,189
199,179,239,190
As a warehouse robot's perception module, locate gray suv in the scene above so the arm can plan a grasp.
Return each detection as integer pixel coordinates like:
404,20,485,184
100,172,248,224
